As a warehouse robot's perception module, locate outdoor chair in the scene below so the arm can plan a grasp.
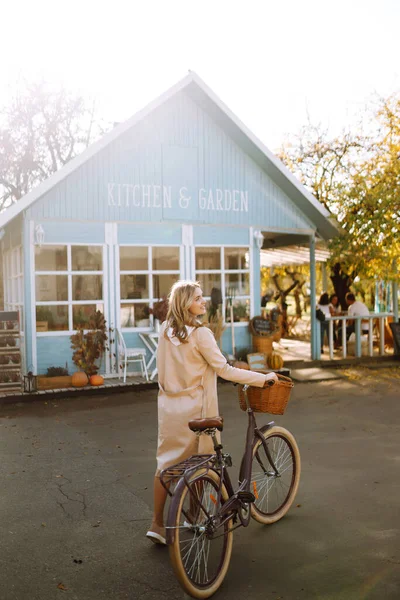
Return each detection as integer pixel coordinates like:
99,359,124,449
116,328,149,383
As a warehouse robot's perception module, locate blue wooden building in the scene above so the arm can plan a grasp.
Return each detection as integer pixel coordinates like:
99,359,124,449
0,72,338,376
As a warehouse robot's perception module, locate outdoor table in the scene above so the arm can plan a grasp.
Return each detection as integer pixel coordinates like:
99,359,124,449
138,332,160,380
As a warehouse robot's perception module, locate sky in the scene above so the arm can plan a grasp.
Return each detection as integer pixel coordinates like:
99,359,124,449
1,0,399,151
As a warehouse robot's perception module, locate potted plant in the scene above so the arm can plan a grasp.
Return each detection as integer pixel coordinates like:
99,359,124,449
37,364,73,390
70,310,109,380
136,305,150,328
150,297,169,331
36,306,54,332
205,288,226,345
233,302,249,322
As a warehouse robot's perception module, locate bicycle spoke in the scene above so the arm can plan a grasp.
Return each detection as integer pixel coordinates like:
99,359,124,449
252,434,295,516
174,472,232,590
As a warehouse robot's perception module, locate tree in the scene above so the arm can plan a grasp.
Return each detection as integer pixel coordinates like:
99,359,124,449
278,94,400,285
0,81,106,212
329,95,400,280
278,122,363,209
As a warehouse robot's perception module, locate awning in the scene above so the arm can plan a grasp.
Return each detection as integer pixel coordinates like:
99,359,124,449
260,245,330,267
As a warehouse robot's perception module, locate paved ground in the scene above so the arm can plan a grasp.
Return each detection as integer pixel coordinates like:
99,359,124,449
1,367,399,600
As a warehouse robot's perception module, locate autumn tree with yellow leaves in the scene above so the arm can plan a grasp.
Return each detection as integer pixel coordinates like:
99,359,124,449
279,94,400,304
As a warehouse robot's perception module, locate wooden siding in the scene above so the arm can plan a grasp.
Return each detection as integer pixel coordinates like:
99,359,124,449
27,91,314,233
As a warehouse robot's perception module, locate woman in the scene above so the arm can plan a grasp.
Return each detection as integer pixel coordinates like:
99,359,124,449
329,294,341,348
146,280,278,545
316,292,331,354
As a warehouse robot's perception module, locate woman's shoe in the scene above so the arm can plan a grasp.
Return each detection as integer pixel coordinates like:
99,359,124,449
146,524,166,545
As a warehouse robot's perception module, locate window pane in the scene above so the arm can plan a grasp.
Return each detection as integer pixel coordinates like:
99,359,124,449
71,246,103,271
225,299,250,322
152,247,180,270
36,305,68,331
16,250,21,274
35,275,68,301
120,275,149,300
225,273,250,296
120,247,148,270
224,247,249,270
197,274,222,297
35,246,67,271
73,304,103,329
72,275,103,300
18,278,23,304
153,274,179,298
120,303,150,328
195,247,220,270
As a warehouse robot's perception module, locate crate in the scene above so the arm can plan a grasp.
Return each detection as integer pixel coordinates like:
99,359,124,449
0,311,22,393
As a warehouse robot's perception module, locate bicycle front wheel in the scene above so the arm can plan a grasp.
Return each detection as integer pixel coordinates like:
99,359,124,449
168,468,233,599
251,426,301,524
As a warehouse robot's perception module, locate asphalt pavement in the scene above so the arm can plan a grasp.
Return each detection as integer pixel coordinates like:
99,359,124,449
0,367,399,600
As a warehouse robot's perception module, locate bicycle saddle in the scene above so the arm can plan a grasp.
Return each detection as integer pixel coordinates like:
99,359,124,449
188,416,224,432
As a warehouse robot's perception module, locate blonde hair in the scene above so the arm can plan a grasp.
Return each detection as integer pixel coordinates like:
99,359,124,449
164,280,204,343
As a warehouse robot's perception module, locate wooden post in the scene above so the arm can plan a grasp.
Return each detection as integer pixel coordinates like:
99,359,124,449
309,234,320,360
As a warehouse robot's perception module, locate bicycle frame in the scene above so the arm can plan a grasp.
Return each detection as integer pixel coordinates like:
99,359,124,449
163,385,280,544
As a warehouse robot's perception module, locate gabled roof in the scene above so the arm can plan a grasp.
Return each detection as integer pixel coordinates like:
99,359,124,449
0,71,338,239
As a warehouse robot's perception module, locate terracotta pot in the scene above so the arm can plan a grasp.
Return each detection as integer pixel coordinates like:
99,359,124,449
71,371,89,387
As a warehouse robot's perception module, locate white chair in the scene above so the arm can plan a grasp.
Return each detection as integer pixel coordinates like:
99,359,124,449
116,329,149,383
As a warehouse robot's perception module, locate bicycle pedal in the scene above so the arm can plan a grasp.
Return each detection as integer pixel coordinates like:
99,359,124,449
237,491,255,503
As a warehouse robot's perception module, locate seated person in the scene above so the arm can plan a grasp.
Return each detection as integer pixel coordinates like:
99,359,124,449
329,294,341,348
345,293,370,340
317,292,331,353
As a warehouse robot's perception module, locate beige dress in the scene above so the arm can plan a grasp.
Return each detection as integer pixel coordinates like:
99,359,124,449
155,323,267,474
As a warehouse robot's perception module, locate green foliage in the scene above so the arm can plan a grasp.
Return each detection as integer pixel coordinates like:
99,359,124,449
70,311,108,376
36,306,54,325
46,365,69,377
279,94,400,281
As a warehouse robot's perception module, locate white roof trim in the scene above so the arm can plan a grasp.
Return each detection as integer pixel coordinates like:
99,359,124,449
0,71,336,235
0,72,194,229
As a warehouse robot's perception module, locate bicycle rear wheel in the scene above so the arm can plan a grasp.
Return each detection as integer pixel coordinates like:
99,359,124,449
168,468,233,599
251,426,301,524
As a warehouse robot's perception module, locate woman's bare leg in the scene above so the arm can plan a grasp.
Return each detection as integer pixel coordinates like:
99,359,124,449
151,475,168,529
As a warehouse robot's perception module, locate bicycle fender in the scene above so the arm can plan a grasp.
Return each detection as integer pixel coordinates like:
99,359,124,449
165,466,220,545
166,476,186,545
253,422,275,448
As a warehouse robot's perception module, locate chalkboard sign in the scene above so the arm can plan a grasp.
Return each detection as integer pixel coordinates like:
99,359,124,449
250,316,274,337
389,322,400,356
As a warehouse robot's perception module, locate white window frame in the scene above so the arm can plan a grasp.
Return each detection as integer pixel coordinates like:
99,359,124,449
192,245,251,327
34,243,108,337
116,244,184,332
3,245,24,332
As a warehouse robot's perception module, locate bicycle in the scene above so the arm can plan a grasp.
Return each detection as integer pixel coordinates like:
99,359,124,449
160,379,301,598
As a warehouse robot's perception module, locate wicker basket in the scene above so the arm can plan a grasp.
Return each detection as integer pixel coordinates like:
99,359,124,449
239,374,294,414
252,335,273,355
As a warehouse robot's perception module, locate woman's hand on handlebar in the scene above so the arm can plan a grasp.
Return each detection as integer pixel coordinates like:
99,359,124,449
264,372,278,387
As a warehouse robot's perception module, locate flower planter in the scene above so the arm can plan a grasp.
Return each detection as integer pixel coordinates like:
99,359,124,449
37,375,73,390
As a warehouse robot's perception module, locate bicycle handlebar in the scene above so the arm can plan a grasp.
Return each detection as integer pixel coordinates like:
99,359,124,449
232,377,276,389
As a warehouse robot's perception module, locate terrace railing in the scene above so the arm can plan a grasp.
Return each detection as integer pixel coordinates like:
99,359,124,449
326,313,393,360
